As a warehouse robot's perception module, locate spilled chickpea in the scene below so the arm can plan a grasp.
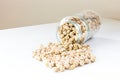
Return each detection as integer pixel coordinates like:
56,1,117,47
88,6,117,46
33,10,101,72
33,43,95,72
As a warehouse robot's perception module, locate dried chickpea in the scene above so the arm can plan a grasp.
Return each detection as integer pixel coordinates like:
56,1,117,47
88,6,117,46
33,42,96,72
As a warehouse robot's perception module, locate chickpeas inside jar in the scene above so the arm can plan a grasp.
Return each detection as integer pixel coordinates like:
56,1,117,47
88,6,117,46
57,10,101,49
58,22,78,43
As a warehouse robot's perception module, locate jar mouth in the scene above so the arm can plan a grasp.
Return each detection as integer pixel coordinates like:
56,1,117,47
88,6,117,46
56,18,82,44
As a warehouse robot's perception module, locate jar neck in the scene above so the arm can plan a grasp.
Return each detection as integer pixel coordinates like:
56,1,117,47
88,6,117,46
78,16,90,42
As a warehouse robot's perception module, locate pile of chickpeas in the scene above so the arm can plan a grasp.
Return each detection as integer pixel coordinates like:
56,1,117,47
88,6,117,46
33,43,95,72
33,11,100,72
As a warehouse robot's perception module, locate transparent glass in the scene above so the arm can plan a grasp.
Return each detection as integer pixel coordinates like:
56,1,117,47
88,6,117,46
57,10,101,44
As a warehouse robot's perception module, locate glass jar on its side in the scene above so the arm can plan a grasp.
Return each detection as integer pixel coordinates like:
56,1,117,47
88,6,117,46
57,10,101,46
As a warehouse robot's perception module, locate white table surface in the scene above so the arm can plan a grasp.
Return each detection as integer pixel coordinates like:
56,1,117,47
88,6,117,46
0,18,120,80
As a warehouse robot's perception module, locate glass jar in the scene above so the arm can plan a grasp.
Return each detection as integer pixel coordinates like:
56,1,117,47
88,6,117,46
57,10,101,45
